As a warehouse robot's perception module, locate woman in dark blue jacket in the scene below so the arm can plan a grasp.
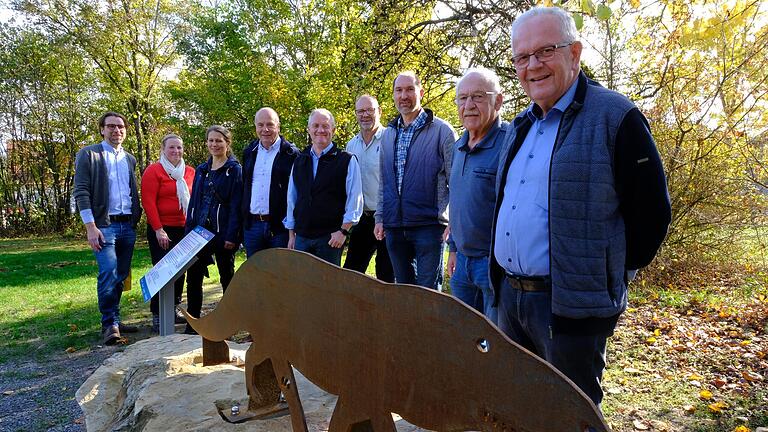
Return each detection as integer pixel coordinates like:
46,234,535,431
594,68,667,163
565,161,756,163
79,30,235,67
184,125,243,334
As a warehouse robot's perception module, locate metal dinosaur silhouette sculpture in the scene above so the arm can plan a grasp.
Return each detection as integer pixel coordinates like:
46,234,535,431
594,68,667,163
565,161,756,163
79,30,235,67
183,248,611,432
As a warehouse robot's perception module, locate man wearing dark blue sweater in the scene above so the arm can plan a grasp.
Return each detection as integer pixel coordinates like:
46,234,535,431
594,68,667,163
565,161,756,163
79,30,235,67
490,7,671,408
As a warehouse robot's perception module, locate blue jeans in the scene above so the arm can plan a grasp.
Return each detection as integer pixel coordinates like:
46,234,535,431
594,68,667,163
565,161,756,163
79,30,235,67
497,277,613,407
450,253,497,323
243,221,289,257
93,222,136,327
295,234,344,266
385,225,445,290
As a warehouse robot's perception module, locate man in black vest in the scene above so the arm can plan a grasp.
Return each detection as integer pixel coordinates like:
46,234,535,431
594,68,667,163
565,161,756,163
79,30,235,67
284,109,363,265
241,107,298,257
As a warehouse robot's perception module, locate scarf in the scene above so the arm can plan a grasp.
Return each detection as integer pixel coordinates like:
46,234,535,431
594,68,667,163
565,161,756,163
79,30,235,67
159,153,190,215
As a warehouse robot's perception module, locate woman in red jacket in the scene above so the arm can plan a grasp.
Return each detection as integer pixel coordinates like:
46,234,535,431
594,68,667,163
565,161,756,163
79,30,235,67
141,133,195,332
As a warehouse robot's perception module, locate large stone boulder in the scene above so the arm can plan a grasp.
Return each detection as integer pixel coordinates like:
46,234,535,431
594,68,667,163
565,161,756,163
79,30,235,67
77,334,424,431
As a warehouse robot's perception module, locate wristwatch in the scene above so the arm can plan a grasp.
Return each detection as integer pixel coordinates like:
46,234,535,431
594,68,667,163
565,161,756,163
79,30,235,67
340,228,350,237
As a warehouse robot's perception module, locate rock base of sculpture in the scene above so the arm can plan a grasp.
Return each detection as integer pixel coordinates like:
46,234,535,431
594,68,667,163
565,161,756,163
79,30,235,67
76,335,424,431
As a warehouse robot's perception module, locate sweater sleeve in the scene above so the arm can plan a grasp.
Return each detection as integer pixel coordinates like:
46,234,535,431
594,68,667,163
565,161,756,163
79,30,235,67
614,108,672,270
73,148,94,223
141,164,163,231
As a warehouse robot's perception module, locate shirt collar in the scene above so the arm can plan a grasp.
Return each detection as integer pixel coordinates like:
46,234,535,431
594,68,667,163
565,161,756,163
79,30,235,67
398,109,427,129
527,77,579,121
100,140,122,154
311,143,335,159
458,116,501,152
357,126,384,145
259,136,281,153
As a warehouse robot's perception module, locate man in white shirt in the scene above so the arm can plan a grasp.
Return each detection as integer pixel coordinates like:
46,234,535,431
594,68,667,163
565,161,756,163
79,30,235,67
342,95,394,282
73,111,142,345
241,107,298,257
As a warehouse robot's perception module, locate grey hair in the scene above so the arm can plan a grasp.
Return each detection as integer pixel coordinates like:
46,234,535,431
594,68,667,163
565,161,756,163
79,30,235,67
456,67,502,94
308,108,336,128
510,6,579,51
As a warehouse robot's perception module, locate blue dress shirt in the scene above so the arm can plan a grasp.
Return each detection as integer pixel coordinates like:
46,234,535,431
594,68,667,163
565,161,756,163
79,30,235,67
493,79,578,276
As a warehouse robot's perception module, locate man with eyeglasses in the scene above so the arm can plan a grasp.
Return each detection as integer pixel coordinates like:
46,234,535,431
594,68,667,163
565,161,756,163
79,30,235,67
374,71,457,290
342,95,394,282
74,111,142,345
445,68,507,323
490,7,671,408
241,107,298,257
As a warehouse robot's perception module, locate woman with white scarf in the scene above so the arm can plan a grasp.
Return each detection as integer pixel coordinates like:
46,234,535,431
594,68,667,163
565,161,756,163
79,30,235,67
141,133,195,332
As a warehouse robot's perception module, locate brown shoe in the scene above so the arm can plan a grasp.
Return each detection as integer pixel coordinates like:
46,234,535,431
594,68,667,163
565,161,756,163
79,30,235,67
102,325,121,345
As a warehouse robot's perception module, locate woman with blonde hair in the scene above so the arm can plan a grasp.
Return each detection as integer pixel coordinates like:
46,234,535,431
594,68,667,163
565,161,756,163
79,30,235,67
141,133,195,332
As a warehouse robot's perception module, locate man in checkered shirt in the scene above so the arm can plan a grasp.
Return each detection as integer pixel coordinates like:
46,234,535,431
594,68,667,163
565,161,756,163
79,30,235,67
374,71,457,290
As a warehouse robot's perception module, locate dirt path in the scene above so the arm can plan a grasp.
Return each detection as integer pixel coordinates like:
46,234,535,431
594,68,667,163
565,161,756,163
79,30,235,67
0,327,156,432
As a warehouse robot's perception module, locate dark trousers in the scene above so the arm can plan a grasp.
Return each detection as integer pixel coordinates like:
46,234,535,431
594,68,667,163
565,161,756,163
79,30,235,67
147,225,186,315
385,224,445,290
343,212,394,282
185,242,236,318
243,220,289,257
295,233,344,266
497,277,615,406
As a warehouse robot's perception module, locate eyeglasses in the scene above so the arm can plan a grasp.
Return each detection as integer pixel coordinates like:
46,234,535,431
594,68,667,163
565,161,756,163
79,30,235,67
512,42,574,69
104,124,126,130
355,108,378,115
455,91,495,106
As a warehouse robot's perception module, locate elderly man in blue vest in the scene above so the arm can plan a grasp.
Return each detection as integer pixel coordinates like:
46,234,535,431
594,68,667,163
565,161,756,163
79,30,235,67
73,111,142,345
445,67,508,323
284,109,363,266
490,7,671,407
374,71,457,290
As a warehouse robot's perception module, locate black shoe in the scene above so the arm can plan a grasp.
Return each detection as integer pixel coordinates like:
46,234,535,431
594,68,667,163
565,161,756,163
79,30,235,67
183,324,198,335
102,325,121,345
174,307,186,324
118,323,139,333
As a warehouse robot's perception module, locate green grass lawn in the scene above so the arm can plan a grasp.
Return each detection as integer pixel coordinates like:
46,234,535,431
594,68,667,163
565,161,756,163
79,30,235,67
0,236,250,361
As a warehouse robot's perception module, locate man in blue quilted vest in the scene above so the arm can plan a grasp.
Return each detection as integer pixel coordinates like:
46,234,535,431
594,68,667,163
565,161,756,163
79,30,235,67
490,6,672,407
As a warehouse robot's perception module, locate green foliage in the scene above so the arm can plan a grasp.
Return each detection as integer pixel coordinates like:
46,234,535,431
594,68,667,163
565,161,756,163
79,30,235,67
623,0,768,261
0,27,97,234
15,0,192,168
168,0,461,159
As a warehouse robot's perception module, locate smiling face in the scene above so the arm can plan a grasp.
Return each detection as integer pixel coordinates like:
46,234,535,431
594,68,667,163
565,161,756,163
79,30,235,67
308,111,335,150
100,115,126,148
393,74,424,117
355,96,381,132
206,130,229,158
512,14,582,115
456,73,502,141
255,108,280,147
162,137,184,166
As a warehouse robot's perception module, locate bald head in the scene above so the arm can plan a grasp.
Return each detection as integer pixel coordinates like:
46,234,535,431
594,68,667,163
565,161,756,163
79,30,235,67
255,107,281,147
355,94,382,133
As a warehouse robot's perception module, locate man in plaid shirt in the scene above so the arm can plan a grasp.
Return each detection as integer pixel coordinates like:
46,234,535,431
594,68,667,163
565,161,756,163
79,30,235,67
374,71,457,290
